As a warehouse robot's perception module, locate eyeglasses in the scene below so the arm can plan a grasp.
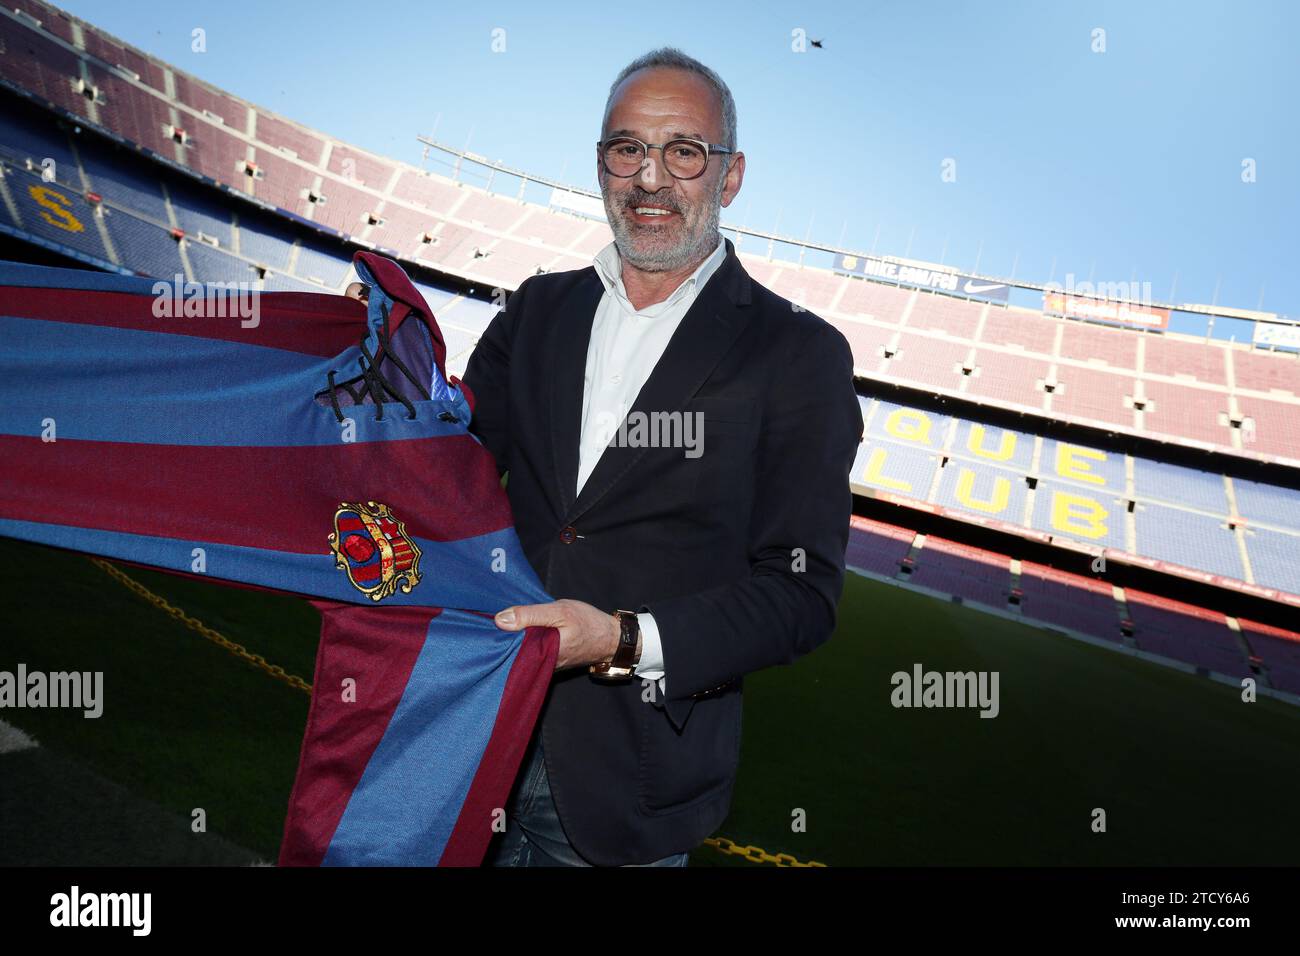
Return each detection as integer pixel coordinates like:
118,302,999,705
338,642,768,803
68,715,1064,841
597,136,734,181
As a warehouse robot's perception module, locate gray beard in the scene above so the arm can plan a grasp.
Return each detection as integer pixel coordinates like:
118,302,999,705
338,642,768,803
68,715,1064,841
601,172,725,273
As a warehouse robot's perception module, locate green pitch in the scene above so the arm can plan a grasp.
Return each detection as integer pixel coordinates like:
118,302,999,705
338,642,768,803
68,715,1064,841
1,540,1297,866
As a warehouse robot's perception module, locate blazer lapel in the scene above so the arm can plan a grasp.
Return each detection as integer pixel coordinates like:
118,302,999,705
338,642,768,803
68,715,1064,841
549,237,754,524
547,273,605,518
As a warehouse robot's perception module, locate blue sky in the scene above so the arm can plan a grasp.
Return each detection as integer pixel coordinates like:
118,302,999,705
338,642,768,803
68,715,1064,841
55,0,1299,316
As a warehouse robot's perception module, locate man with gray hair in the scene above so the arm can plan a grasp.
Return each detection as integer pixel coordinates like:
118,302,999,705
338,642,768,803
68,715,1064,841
466,47,863,866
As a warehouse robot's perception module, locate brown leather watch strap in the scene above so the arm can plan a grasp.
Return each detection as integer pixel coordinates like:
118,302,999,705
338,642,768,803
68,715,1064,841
589,609,640,680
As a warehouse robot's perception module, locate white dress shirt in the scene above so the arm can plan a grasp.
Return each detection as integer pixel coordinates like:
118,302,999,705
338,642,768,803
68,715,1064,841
578,234,728,694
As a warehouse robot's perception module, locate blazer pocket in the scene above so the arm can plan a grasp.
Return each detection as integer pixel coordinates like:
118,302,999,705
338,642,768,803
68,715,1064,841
638,691,743,815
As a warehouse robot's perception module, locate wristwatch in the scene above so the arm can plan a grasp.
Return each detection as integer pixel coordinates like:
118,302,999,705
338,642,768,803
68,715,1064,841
589,609,640,681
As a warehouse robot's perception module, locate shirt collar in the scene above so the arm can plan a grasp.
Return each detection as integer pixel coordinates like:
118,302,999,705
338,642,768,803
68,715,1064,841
593,235,728,317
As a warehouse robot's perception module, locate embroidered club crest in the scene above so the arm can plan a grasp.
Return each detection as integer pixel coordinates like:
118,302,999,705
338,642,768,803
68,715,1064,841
328,500,423,601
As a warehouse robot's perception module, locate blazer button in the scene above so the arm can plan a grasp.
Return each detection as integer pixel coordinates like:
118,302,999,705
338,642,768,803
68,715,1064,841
559,525,578,544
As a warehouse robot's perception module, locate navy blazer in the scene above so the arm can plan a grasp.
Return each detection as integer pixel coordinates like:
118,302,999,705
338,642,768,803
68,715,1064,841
463,236,864,865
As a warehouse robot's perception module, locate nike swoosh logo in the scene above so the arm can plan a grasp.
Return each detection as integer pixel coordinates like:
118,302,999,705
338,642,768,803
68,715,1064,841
963,281,1005,294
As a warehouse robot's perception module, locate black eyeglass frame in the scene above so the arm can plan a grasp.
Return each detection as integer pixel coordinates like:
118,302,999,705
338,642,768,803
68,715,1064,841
596,136,735,180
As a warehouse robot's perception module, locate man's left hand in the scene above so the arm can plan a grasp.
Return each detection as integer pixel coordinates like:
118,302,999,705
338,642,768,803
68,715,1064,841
494,599,627,672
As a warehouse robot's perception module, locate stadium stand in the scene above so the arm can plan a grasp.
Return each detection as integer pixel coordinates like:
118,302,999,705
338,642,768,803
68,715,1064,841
1235,347,1297,392
1051,365,1136,429
933,465,1032,525
846,518,1300,700
79,143,170,222
294,240,354,288
181,240,261,285
1238,619,1300,695
166,179,235,247
2,0,1298,703
235,222,295,273
1122,589,1253,680
966,351,1053,406
3,0,1297,466
904,535,1012,608
1016,561,1122,642
1143,333,1228,384
100,209,184,279
1132,458,1228,513
1061,319,1138,368
907,292,983,340
0,97,75,169
1132,503,1244,580
848,392,1300,600
844,515,915,578
1233,478,1300,532
1243,528,1300,597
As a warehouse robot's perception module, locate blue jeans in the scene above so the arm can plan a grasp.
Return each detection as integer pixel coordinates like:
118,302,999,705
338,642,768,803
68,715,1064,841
486,735,690,868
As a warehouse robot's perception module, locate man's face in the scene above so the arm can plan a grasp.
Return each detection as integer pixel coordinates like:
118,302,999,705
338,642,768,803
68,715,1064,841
598,67,742,273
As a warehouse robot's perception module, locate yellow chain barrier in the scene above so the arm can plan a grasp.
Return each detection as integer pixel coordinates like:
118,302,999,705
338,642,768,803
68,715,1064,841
88,558,312,695
703,836,827,867
89,557,825,866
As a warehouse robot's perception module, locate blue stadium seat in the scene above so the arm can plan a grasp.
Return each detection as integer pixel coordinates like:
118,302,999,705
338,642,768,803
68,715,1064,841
907,540,1011,607
184,241,260,285
1133,502,1244,579
1040,438,1126,493
167,179,235,247
259,272,329,293
845,523,914,577
413,282,464,317
433,296,495,336
1030,479,1127,549
852,439,940,501
934,459,1029,524
1233,478,1300,533
102,209,183,279
439,326,480,367
236,221,295,271
77,139,170,222
0,107,77,171
1017,572,1123,642
868,400,952,449
1133,458,1230,513
7,173,112,264
1243,526,1300,595
1124,594,1248,677
293,241,352,288
949,418,1036,473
